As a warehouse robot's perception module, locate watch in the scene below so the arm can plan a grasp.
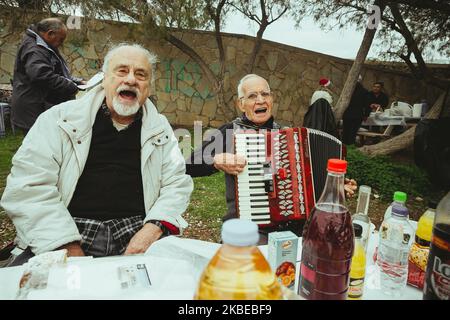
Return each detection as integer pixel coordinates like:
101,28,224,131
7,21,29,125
146,220,170,237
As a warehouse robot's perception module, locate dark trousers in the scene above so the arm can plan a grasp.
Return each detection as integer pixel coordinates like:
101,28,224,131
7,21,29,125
342,117,363,145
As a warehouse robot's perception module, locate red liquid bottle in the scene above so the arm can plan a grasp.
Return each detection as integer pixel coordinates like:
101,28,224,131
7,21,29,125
298,159,354,300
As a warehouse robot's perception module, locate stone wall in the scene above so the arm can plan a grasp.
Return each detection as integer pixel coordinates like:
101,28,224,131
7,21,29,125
0,11,446,128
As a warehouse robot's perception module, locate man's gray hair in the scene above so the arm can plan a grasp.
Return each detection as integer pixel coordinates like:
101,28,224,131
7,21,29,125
102,43,158,81
36,18,66,33
237,74,270,98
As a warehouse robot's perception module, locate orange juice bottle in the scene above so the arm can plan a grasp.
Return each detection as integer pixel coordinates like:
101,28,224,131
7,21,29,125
348,224,366,300
407,201,436,289
194,219,283,300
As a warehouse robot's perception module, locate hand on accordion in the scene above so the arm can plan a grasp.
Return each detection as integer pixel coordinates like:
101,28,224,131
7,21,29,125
213,153,247,176
344,178,358,198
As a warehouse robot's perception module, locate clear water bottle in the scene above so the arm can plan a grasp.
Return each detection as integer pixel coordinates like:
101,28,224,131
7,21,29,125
194,219,283,300
384,191,407,220
377,204,415,297
352,185,372,253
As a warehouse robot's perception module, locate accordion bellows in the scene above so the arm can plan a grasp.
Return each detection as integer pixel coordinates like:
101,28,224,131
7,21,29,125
234,127,344,227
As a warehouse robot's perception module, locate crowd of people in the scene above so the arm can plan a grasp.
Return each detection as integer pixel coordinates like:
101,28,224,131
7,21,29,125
2,16,392,266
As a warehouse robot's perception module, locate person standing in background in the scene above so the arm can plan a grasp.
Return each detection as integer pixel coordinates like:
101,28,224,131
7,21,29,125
11,17,85,135
342,76,371,145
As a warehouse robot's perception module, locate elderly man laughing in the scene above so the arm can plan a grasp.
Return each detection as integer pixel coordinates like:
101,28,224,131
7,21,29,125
1,44,193,266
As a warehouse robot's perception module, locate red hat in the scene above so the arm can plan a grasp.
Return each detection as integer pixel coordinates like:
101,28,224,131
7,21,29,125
319,77,331,87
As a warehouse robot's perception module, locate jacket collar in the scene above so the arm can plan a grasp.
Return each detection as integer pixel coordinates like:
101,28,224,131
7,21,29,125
27,29,56,54
234,113,278,130
58,85,165,144
26,28,71,79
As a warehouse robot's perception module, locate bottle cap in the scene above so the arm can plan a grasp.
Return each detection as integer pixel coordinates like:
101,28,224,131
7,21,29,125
393,191,407,203
353,223,363,237
428,200,438,210
327,159,347,173
359,185,371,195
221,219,259,246
391,204,409,217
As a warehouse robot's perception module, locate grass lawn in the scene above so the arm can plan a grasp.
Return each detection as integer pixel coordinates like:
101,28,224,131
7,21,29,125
0,130,24,248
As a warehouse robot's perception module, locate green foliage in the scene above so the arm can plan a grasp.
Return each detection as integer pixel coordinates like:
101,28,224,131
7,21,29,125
346,146,443,202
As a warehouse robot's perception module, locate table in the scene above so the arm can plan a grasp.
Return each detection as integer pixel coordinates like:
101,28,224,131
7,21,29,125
0,232,422,300
357,112,422,145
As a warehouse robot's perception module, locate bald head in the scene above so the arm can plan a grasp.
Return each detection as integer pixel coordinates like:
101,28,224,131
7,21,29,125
36,18,66,33
36,18,67,48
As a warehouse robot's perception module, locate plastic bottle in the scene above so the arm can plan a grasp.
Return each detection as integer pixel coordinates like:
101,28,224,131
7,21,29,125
298,159,354,300
423,192,450,300
384,191,407,220
348,224,366,300
407,201,436,289
377,204,415,297
352,185,372,253
194,219,283,300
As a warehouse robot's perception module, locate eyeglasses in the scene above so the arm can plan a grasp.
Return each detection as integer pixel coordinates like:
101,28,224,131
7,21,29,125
240,91,272,102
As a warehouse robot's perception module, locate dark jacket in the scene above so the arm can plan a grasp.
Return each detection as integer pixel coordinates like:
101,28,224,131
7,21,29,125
303,98,338,137
186,114,281,221
11,28,80,129
343,82,371,120
367,91,389,111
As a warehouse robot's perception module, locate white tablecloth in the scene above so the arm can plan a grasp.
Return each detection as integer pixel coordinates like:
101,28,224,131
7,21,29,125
0,232,422,300
362,112,407,127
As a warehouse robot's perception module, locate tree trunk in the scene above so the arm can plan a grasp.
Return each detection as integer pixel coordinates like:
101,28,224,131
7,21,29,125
334,1,386,121
358,90,447,156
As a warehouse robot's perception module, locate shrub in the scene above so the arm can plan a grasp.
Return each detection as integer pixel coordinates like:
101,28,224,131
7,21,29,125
345,146,443,202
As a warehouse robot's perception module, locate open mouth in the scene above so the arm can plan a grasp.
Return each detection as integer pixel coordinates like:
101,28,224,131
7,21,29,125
119,90,137,101
254,107,267,114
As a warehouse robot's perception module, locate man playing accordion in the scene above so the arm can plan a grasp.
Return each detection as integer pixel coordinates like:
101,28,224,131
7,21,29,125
186,74,357,244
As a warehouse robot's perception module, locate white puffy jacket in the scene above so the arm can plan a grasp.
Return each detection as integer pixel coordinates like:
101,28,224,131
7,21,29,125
0,85,193,255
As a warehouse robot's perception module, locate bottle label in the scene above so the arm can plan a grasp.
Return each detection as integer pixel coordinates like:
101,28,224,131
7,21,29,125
299,262,316,298
348,277,364,299
424,230,450,300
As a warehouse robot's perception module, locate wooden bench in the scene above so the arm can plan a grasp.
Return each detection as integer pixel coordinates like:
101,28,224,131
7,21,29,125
356,125,394,145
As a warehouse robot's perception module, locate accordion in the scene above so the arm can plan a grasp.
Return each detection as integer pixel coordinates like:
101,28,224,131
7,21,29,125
234,127,344,227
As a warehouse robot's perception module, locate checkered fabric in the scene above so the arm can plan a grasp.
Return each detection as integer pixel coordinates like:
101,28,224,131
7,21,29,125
73,215,144,255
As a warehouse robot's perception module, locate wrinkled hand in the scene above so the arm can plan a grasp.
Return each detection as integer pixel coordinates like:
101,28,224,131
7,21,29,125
344,178,358,198
124,223,163,255
213,153,247,176
57,242,85,257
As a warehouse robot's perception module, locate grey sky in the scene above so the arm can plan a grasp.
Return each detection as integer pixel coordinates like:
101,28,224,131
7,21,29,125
223,14,449,63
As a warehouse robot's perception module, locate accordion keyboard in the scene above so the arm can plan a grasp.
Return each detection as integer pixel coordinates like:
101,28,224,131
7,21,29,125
235,133,271,225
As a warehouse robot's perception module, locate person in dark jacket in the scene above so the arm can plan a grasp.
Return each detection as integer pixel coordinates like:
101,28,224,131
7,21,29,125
367,81,389,112
11,18,84,134
342,79,370,145
186,74,357,244
303,98,338,137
